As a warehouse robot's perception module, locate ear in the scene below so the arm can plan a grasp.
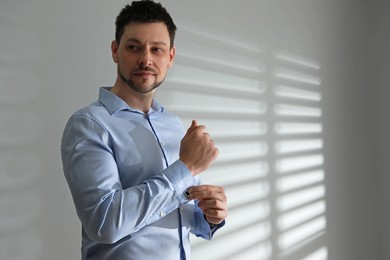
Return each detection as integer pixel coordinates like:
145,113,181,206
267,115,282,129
168,47,176,69
111,40,119,64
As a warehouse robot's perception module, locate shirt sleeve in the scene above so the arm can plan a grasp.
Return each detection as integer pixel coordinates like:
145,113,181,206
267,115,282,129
60,114,196,244
190,200,226,240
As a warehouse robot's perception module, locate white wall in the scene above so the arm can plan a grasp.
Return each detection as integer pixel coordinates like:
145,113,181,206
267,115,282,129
0,0,386,259
319,1,381,259
374,0,390,259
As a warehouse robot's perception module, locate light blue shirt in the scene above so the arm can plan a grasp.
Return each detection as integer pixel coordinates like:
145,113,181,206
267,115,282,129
61,87,223,260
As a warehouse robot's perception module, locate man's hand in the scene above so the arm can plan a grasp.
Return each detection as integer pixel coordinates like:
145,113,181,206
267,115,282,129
180,120,219,176
187,185,228,225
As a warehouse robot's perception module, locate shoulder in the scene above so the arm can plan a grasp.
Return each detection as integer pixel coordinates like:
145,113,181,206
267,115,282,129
72,100,107,118
65,101,109,134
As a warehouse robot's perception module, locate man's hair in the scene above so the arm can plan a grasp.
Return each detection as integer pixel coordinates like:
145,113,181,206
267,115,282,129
115,0,177,48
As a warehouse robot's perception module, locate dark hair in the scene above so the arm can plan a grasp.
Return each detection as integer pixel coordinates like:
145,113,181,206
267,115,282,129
115,0,177,48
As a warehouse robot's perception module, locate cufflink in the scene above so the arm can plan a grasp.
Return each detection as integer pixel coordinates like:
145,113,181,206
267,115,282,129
185,190,191,198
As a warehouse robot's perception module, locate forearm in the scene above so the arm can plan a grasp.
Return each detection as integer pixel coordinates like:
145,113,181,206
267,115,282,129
65,160,194,243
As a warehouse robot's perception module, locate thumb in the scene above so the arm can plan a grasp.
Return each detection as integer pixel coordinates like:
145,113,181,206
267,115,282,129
191,120,198,128
185,120,198,135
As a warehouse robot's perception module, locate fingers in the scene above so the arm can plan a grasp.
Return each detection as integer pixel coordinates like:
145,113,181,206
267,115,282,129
187,185,226,201
186,185,228,225
180,121,218,176
185,120,209,137
192,125,207,137
198,199,226,212
203,207,228,222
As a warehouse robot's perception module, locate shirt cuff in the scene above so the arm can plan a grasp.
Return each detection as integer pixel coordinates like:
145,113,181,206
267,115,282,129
163,160,195,204
208,219,226,237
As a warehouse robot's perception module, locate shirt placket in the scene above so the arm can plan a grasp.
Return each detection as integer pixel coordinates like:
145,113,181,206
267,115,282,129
145,114,187,260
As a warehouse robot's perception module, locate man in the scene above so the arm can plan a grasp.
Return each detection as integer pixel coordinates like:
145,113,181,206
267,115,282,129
61,1,227,259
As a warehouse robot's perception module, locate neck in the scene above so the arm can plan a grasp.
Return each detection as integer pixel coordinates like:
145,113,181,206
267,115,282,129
111,78,154,113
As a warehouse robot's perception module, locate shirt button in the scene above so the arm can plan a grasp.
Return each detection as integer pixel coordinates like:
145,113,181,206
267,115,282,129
159,210,165,217
180,206,184,212
160,142,165,147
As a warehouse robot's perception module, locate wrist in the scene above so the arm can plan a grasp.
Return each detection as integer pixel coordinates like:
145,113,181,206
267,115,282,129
204,215,217,229
179,159,197,176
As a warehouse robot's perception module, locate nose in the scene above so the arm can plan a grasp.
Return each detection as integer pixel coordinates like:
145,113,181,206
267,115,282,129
138,50,152,67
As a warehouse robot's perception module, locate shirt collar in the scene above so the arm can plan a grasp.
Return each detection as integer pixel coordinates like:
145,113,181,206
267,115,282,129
98,87,164,115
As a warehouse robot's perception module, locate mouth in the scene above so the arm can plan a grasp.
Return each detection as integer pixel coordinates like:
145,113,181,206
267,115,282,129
132,72,155,81
133,68,157,77
134,72,154,77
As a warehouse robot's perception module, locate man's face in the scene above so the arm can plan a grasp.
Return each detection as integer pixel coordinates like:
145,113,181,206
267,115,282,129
111,22,175,94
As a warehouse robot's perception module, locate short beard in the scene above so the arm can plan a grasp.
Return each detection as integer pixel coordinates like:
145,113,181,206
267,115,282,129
118,67,164,94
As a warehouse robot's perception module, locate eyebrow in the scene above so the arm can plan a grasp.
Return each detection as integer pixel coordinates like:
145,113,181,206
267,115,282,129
125,38,168,46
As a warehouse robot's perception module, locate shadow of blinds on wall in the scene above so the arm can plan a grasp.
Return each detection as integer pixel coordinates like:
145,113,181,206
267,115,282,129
272,50,326,260
162,28,326,260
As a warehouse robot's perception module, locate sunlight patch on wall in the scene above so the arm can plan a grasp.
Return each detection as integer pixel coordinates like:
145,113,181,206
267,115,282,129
278,216,326,251
275,122,323,135
302,246,328,260
277,185,325,212
275,154,324,174
274,50,321,70
276,170,325,192
277,200,326,231
274,85,321,101
160,27,327,260
273,48,326,260
163,27,272,260
275,139,323,154
274,67,321,86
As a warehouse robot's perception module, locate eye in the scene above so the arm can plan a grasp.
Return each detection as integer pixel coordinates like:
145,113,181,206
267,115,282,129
127,45,139,51
152,47,163,53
